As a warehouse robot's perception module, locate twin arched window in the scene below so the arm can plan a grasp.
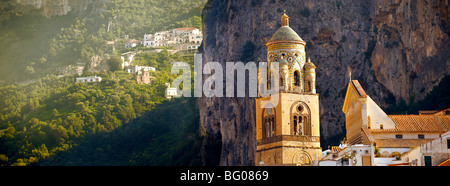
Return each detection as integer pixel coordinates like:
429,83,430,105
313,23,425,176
262,108,276,139
293,115,305,135
291,102,311,136
263,117,275,138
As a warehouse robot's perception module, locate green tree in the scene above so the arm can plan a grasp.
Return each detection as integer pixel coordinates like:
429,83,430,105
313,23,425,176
31,144,49,160
108,55,123,72
0,154,9,166
52,109,60,119
25,66,35,75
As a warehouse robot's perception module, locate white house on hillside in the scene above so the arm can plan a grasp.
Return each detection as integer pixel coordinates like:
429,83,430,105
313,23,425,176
76,75,102,83
125,39,140,48
165,83,178,99
143,27,202,49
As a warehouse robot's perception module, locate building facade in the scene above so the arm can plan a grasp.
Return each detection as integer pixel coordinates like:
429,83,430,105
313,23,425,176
76,75,102,83
328,79,450,166
136,69,151,85
143,27,202,48
255,12,321,166
165,83,178,99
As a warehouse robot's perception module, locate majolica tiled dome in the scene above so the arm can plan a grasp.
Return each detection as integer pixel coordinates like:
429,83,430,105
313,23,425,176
269,26,304,43
268,11,305,44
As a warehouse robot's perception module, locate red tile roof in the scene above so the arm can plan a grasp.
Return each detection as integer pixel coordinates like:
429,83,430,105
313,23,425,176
418,110,439,115
437,158,450,166
370,115,450,133
388,162,410,166
351,80,367,98
331,146,346,153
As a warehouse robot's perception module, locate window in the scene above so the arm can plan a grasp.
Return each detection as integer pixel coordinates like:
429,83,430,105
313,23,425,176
447,139,450,149
280,77,284,87
305,81,311,92
292,115,305,136
424,156,432,166
262,110,276,139
294,71,300,86
271,118,275,137
293,116,297,135
380,125,384,129
395,134,403,139
418,134,425,139
291,102,310,136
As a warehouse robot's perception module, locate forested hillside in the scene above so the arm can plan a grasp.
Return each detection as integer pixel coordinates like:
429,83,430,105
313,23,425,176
0,50,204,166
0,0,205,82
0,0,207,166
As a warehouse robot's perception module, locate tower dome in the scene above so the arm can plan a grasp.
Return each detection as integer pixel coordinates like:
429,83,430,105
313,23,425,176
267,11,305,46
255,9,321,167
265,11,307,92
305,58,316,68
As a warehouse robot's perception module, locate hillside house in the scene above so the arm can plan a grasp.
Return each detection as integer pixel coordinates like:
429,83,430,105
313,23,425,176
76,75,102,83
142,27,202,49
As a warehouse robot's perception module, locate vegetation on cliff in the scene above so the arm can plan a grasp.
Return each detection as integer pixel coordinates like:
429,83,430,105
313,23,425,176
0,0,206,82
0,49,203,166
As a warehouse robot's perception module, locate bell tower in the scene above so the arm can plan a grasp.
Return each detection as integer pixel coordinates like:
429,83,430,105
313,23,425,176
255,11,321,166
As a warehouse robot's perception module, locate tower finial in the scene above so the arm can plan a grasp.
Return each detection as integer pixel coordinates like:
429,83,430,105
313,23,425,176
281,10,289,27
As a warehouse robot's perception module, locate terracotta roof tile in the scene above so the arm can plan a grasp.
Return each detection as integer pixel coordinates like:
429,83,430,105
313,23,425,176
437,158,450,166
362,128,375,143
370,115,450,133
418,110,438,115
351,80,367,98
331,146,346,153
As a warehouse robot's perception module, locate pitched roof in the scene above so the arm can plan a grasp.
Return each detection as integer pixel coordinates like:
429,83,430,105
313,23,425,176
388,162,410,166
370,115,450,133
342,80,368,114
331,146,346,153
362,128,375,143
418,110,439,115
351,80,367,98
437,158,450,166
419,108,450,115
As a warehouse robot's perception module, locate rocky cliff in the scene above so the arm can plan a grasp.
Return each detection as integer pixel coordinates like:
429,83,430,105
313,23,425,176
2,0,99,19
199,0,450,165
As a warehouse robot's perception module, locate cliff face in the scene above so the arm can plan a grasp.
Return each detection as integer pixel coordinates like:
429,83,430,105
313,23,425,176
200,0,450,165
6,0,98,18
